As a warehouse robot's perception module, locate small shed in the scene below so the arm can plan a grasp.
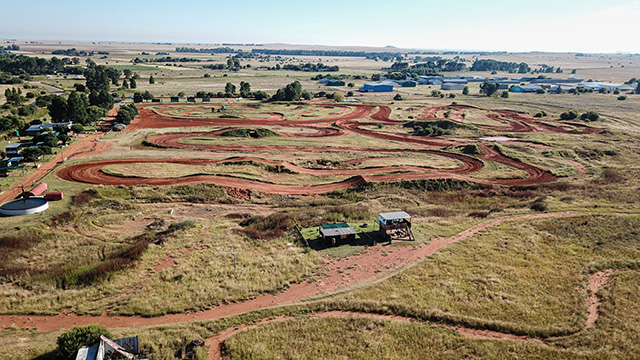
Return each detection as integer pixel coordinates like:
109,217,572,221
187,97,196,103
378,211,413,241
170,96,179,103
75,335,142,360
202,97,211,102
151,98,161,103
319,223,357,246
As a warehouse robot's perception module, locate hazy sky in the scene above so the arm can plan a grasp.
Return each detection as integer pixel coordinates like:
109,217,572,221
2,0,639,53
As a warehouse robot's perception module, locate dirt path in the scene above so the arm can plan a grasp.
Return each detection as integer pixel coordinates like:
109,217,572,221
0,211,578,332
205,267,615,360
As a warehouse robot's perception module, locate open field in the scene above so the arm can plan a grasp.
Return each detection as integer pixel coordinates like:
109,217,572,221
1,41,640,360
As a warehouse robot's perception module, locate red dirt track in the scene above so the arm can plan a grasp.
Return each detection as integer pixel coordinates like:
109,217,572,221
56,102,571,192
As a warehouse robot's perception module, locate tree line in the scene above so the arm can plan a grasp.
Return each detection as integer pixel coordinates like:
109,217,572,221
0,53,83,75
471,59,531,73
175,47,238,54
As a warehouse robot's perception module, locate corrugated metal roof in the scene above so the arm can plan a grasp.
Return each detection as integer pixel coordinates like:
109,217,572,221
320,227,356,237
320,223,351,230
379,211,411,221
5,143,22,149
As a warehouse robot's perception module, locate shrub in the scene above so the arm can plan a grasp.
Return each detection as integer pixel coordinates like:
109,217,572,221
57,325,112,360
560,110,579,120
530,201,548,212
617,95,627,101
534,110,547,118
460,144,480,155
580,111,600,122
393,93,403,101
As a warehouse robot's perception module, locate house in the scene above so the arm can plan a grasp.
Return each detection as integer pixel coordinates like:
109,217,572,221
319,223,356,246
326,79,345,86
359,83,393,92
25,122,72,137
4,143,24,156
441,83,466,91
75,335,145,360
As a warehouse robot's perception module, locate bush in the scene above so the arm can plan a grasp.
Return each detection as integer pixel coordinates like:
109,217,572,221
536,88,546,94
617,95,627,101
580,111,600,122
534,110,547,118
560,110,579,120
530,201,548,212
393,93,403,101
57,325,112,360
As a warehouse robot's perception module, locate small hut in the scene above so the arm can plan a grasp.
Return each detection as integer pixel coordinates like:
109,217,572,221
319,223,356,246
378,211,413,241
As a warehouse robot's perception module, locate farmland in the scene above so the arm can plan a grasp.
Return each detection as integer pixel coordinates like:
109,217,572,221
0,39,639,360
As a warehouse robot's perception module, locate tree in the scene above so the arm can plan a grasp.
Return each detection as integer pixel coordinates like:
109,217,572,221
21,147,42,162
129,78,137,89
71,123,84,134
462,86,469,95
84,66,110,92
393,93,403,101
347,83,355,88
301,90,313,100
48,96,68,122
4,87,24,105
142,90,154,101
479,82,500,97
333,92,345,102
239,81,251,97
225,82,236,96
58,133,71,145
501,91,509,98
66,92,89,125
284,81,302,101
254,91,269,100
149,75,155,84
123,69,132,79
57,325,112,360
122,79,129,89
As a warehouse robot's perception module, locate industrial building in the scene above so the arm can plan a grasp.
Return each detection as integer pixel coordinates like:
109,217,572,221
359,83,394,92
441,83,466,91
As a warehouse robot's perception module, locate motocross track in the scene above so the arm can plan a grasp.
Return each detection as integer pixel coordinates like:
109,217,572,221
57,102,570,192
421,104,604,134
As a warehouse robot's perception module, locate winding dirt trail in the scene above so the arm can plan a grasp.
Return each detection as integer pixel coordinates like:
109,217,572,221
204,266,615,360
0,211,578,332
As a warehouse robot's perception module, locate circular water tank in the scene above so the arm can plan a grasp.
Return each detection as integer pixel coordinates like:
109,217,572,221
0,198,49,216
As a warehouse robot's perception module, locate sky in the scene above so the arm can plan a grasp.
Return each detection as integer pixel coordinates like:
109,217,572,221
2,0,640,53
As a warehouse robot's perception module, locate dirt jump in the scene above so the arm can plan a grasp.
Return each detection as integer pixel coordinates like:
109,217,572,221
55,102,575,192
